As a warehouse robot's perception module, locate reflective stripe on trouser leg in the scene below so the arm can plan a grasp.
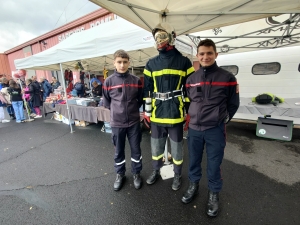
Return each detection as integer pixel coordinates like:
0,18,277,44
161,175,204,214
205,124,226,192
150,124,169,170
168,125,184,174
150,136,165,170
111,126,127,175
169,138,183,174
127,122,143,174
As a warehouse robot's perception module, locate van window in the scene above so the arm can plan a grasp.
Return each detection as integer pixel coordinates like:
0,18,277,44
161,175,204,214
220,65,238,76
252,62,281,75
298,63,300,72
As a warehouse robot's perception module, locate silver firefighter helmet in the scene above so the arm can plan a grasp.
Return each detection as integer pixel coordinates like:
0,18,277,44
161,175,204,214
152,22,176,50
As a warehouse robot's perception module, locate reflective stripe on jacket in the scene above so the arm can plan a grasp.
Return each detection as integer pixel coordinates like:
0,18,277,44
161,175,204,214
103,70,143,128
186,62,239,131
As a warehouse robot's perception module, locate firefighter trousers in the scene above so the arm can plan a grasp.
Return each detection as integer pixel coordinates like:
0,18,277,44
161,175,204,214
187,123,226,192
111,122,142,175
150,124,183,175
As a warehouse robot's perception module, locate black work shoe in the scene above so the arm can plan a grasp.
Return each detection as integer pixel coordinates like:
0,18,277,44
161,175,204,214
133,174,143,190
181,181,199,204
172,174,182,191
114,174,126,191
206,191,219,217
146,170,160,185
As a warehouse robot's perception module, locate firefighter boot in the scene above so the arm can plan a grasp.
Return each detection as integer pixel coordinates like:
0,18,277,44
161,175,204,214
146,170,160,185
133,174,143,190
172,173,182,191
114,174,126,191
181,181,199,204
206,191,219,217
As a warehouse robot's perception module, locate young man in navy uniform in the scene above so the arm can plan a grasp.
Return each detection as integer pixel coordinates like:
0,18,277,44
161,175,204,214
103,50,144,191
182,39,239,217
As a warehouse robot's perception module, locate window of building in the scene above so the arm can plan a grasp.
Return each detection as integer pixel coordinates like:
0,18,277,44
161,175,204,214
220,65,238,76
252,62,281,75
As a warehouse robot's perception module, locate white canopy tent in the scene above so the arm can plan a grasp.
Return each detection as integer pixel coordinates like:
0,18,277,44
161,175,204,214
89,0,300,36
15,18,195,72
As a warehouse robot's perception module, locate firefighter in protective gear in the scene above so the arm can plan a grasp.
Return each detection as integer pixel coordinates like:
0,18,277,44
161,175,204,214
144,22,195,191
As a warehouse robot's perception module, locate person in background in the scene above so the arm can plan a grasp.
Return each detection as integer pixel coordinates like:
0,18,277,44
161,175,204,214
83,83,91,97
23,84,37,117
103,49,144,191
0,77,15,120
92,81,102,97
74,81,85,98
7,80,25,123
25,79,43,118
40,77,52,101
0,78,10,123
80,71,85,84
182,39,239,217
51,77,61,92
89,74,102,89
32,76,43,102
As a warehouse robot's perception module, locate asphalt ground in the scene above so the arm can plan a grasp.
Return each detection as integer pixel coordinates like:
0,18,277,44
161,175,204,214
0,112,299,225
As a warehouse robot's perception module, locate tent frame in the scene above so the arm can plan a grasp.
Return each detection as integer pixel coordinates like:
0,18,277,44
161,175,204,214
187,13,300,52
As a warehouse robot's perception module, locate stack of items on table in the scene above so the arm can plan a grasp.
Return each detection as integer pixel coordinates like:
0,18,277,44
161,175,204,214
66,97,97,107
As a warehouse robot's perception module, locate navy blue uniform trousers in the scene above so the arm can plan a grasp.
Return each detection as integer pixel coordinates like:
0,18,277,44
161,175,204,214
111,122,142,175
188,123,226,192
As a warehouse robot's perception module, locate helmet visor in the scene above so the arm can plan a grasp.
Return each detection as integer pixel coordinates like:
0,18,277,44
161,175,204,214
154,30,169,48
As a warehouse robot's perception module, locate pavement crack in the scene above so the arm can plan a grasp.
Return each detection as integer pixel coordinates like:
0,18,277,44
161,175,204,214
0,131,70,165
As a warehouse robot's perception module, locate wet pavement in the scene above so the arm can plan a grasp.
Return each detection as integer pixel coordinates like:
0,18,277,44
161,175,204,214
0,114,299,225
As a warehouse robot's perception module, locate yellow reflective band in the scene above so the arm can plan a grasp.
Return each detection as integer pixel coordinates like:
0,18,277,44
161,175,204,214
185,97,190,102
173,158,183,165
144,69,152,77
152,69,186,77
150,117,185,124
187,67,195,75
152,154,164,160
178,97,184,118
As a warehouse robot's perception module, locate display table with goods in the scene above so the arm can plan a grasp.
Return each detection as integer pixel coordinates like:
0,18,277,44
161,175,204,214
43,93,111,124
43,94,145,132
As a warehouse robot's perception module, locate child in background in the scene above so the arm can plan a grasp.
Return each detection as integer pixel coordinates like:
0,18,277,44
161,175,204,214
0,92,10,123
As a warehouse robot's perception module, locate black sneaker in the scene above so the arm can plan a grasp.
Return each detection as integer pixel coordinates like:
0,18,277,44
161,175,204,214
114,174,126,191
172,174,182,191
133,174,143,190
146,170,160,185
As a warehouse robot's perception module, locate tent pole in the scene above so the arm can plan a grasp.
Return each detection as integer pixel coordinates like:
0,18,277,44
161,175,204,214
60,63,74,133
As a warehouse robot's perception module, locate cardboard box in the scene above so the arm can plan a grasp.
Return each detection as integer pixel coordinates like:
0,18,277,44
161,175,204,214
75,120,81,126
62,116,74,125
79,120,90,127
75,120,90,127
53,112,62,121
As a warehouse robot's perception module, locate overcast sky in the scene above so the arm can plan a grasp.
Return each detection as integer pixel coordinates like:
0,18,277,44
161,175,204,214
0,0,100,52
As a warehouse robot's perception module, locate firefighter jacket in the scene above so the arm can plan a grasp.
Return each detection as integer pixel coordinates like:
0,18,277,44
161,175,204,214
103,70,143,128
186,62,239,131
143,48,195,127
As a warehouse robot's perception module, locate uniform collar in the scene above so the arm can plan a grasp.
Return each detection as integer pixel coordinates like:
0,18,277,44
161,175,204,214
115,69,129,77
158,48,180,59
201,62,218,74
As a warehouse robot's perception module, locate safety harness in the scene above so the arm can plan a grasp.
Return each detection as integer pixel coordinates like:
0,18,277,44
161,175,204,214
153,90,182,101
